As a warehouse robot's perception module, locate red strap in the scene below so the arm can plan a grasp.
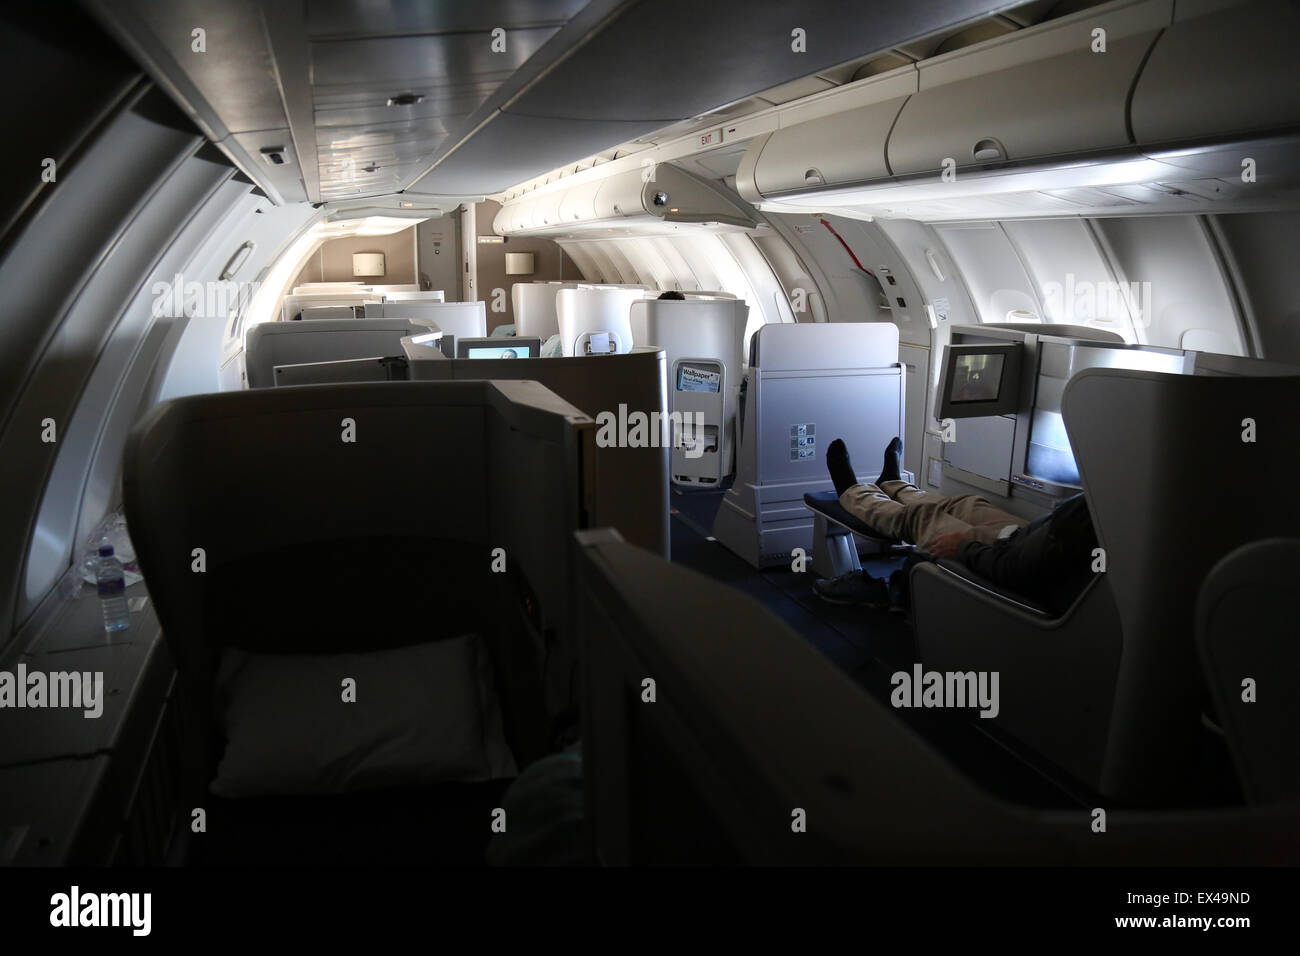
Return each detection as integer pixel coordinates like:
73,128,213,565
819,218,874,277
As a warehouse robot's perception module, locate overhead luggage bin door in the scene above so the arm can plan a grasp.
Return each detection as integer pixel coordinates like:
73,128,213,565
887,0,1170,177
558,180,601,225
1130,0,1300,145
736,70,915,201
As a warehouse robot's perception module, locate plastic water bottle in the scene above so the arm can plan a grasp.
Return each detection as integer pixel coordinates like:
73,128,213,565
97,545,130,632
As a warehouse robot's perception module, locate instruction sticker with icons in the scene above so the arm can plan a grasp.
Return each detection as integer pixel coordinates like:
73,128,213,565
790,423,817,461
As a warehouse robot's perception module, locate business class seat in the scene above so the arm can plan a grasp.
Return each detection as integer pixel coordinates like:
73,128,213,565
629,297,748,487
575,528,1300,864
122,381,594,864
408,346,672,557
555,287,646,356
1196,537,1300,805
911,368,1300,806
244,318,435,388
713,322,908,569
379,300,487,341
912,558,1122,791
513,281,578,341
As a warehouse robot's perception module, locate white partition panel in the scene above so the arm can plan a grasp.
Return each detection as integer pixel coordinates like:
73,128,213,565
293,282,365,293
713,322,906,568
630,297,749,485
245,318,431,389
556,287,649,356
381,300,487,339
512,281,580,340
281,291,382,322
382,290,446,303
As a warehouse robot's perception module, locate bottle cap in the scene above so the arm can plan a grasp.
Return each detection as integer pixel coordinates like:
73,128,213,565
98,545,114,557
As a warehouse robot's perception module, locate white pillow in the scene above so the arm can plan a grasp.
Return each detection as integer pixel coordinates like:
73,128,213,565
211,634,517,798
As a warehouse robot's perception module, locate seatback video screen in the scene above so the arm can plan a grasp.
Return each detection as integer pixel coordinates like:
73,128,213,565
467,345,530,359
950,353,1005,403
456,336,542,359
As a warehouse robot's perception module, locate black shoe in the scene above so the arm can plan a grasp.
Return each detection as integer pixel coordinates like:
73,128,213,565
813,571,889,607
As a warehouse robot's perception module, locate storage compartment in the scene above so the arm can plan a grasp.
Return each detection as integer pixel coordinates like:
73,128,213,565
558,180,601,223
1131,0,1300,145
496,165,758,236
735,71,914,200
593,171,647,220
525,190,556,228
887,0,1169,175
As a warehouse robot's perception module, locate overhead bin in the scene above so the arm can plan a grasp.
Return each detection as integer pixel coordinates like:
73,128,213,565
733,0,1300,220
494,164,759,238
735,70,915,202
1130,0,1300,145
887,0,1170,176
558,181,601,223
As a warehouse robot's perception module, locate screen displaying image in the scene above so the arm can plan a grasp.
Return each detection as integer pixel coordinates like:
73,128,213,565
950,353,1005,403
467,346,526,359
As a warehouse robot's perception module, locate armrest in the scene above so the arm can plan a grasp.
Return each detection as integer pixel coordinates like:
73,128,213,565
911,560,1123,788
927,558,1053,617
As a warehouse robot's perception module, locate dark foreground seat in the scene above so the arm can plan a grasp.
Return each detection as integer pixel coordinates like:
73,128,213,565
124,381,594,865
1196,537,1300,806
188,782,511,867
575,527,1300,865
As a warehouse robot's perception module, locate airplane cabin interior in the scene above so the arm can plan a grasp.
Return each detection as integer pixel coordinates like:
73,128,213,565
1,0,1297,926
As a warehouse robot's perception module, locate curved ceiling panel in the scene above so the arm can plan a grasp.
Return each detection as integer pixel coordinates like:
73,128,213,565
86,0,1013,202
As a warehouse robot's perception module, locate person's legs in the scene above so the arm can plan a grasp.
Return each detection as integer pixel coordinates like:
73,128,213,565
881,480,1026,545
839,482,975,545
945,494,1027,533
829,438,972,546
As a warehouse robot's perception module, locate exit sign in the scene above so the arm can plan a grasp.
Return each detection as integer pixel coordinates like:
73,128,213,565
697,128,722,149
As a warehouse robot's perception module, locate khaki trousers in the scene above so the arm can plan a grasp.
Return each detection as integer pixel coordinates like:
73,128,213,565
838,480,1026,549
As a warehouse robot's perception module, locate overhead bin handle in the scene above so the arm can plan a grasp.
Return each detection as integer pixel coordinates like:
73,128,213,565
972,138,1006,163
803,167,825,186
219,240,256,281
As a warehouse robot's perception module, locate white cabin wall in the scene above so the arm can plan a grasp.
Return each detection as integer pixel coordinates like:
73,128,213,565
1091,216,1248,356
761,213,885,327
933,222,1044,326
875,218,983,489
1203,212,1300,363
0,90,214,643
1002,218,1140,341
153,195,317,404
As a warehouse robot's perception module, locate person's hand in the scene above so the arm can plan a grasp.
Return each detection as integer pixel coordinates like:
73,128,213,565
925,531,968,559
